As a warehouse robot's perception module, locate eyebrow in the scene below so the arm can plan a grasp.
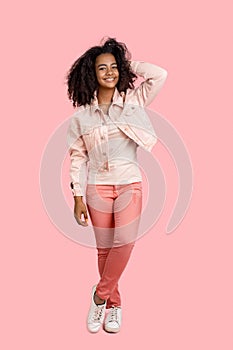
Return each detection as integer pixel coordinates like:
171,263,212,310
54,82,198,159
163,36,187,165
97,62,117,68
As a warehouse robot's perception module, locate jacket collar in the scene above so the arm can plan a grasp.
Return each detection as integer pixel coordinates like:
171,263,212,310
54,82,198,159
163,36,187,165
90,88,125,113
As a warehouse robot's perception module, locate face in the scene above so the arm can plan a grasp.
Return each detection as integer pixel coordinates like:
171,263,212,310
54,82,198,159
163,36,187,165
95,53,119,89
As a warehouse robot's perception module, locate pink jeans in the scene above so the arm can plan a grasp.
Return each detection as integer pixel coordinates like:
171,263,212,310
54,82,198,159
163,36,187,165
86,181,142,308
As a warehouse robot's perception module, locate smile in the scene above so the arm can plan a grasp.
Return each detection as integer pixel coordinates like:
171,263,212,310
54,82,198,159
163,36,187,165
104,77,116,82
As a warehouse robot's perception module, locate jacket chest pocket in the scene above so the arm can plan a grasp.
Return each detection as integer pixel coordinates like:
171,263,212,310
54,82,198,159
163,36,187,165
81,125,103,153
82,128,95,151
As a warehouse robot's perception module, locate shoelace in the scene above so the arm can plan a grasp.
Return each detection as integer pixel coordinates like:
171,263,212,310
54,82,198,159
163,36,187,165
92,305,105,322
108,307,120,323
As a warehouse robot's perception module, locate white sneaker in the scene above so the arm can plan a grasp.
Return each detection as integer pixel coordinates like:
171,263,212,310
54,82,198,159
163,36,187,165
104,306,122,333
87,285,106,333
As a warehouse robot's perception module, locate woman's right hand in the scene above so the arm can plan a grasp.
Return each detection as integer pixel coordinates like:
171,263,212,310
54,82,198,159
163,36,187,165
74,197,89,226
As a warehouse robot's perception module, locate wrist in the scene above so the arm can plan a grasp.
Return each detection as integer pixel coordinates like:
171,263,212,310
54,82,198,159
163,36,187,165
74,196,83,202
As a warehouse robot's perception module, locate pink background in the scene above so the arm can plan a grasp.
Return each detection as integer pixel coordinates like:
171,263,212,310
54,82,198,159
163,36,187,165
1,0,232,348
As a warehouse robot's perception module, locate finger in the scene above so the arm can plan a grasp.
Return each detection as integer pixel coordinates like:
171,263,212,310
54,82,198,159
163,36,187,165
75,216,88,226
84,211,89,224
74,213,88,227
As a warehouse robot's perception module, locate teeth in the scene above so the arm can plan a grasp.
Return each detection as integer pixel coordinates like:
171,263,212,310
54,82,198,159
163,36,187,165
105,78,114,81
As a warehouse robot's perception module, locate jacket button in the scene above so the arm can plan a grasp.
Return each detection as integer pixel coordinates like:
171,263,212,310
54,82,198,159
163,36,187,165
101,136,104,140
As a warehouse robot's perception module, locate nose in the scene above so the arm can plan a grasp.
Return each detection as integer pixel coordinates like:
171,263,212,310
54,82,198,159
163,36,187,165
106,67,113,75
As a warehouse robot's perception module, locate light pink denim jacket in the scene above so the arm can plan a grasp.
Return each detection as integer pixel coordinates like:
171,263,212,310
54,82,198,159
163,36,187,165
67,61,168,196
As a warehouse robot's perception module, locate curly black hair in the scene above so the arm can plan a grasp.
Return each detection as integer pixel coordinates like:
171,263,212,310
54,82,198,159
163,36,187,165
66,37,137,107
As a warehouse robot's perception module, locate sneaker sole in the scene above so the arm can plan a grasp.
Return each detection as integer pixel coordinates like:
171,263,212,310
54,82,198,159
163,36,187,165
104,325,120,333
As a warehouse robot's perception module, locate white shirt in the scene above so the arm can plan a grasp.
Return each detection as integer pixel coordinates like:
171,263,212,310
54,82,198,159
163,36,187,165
87,111,142,185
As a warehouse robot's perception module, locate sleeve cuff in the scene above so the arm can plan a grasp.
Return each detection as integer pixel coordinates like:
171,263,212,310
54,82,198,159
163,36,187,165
130,60,141,73
70,182,84,197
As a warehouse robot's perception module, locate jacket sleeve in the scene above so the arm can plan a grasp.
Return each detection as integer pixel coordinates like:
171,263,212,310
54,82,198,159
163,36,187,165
130,61,168,106
66,116,89,197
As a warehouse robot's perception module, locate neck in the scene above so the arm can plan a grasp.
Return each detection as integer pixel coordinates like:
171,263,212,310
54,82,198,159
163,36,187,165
97,87,115,105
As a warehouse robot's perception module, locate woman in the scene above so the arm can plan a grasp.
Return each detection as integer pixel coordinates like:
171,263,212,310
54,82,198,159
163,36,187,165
66,37,168,333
